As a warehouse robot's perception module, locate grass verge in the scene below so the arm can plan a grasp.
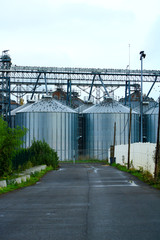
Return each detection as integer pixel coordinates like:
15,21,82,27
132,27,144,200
59,159,108,164
0,166,53,195
111,163,160,189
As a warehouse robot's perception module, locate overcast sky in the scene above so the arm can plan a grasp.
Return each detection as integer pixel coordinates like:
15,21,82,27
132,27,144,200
0,0,160,100
0,0,160,70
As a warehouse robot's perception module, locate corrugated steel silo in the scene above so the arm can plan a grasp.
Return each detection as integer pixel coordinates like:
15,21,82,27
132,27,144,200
82,98,139,160
15,96,78,161
145,105,158,143
11,100,35,128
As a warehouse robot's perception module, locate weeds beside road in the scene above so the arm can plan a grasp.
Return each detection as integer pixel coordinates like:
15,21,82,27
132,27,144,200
0,166,53,195
1,160,160,195
111,163,160,190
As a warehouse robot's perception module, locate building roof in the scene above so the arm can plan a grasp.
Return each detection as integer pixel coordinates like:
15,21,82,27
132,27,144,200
17,96,76,113
83,98,137,114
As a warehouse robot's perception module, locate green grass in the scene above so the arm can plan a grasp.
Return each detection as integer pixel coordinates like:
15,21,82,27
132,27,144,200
0,159,108,194
59,159,109,164
0,166,53,195
111,163,160,189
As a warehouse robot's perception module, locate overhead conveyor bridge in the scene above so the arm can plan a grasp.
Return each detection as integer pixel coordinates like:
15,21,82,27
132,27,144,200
0,64,160,124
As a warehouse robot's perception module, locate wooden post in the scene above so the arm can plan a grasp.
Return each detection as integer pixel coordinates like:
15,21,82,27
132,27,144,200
113,122,116,159
155,98,160,179
128,108,132,169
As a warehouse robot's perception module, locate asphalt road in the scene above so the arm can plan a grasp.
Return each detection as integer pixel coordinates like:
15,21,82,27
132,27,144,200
0,164,160,240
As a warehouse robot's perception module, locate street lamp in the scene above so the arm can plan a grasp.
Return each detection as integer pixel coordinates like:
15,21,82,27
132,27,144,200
140,51,146,142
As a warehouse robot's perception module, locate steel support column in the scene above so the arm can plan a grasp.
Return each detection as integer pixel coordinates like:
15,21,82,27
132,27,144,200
88,74,96,101
125,80,131,106
31,72,42,100
98,74,110,97
44,72,48,95
0,51,11,125
125,81,127,105
67,79,72,105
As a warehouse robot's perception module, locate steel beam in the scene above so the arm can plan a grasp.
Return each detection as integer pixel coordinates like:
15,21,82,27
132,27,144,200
0,65,160,102
44,72,48,95
146,75,158,98
30,72,42,100
98,75,110,97
67,79,72,105
88,74,96,101
125,80,131,106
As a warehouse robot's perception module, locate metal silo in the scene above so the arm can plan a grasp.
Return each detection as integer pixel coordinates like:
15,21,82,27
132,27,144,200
15,96,78,161
82,98,139,160
11,100,35,128
145,105,158,143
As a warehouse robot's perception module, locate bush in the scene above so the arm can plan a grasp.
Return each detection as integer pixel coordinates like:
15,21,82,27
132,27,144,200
12,148,32,171
0,117,27,177
29,140,59,169
12,140,59,170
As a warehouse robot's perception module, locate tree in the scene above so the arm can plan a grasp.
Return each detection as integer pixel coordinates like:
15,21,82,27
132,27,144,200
0,117,27,176
29,139,59,169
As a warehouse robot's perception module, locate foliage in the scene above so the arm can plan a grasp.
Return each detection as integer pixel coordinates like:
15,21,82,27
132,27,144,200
12,148,32,171
0,166,53,195
0,117,27,176
29,140,59,169
59,159,108,164
12,139,59,170
154,144,160,180
111,163,160,189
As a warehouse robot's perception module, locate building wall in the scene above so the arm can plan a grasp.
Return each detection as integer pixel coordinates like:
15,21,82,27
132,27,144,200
108,143,156,175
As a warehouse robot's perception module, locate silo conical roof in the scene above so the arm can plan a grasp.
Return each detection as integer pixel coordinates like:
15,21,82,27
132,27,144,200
145,105,159,115
17,97,76,113
75,102,94,113
83,98,137,114
11,100,35,116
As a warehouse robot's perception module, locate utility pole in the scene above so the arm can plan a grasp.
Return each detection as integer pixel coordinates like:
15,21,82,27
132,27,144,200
110,122,116,164
113,122,116,160
128,108,132,169
140,51,146,142
155,98,160,179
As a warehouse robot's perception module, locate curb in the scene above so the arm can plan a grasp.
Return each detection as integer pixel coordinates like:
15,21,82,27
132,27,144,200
0,165,47,188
